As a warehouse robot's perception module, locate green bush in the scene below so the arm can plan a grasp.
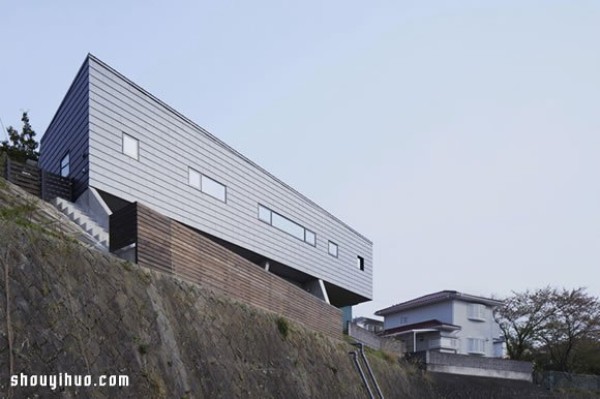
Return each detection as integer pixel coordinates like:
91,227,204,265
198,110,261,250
276,316,289,339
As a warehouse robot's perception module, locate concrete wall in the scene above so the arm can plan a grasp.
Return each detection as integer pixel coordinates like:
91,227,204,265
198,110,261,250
347,322,404,354
409,351,532,382
84,54,372,306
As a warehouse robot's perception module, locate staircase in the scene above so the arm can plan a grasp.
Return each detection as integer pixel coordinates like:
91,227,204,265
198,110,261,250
350,343,385,399
52,197,109,249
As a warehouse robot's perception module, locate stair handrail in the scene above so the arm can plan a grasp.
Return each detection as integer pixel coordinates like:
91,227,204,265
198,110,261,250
350,350,375,399
352,342,385,399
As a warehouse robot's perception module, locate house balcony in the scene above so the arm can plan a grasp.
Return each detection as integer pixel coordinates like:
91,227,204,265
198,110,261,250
429,337,459,353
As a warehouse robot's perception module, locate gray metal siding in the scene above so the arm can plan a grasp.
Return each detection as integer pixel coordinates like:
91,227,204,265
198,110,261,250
87,56,372,300
40,59,89,199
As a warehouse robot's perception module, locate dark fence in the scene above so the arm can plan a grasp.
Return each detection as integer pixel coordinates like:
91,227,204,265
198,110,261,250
41,170,72,201
109,202,343,339
5,158,41,197
2,155,72,201
109,202,138,253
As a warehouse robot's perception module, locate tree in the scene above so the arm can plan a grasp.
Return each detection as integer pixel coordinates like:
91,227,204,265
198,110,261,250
495,287,600,373
538,288,600,372
1,112,39,161
494,287,555,360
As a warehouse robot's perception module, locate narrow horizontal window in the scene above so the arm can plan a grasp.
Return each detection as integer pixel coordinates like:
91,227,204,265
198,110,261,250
258,205,316,246
201,174,226,202
328,241,338,258
357,256,365,271
188,168,201,189
122,133,139,160
60,153,70,177
272,212,304,241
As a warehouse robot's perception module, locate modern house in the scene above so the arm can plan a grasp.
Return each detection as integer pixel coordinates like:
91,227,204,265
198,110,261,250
39,54,373,315
376,290,506,358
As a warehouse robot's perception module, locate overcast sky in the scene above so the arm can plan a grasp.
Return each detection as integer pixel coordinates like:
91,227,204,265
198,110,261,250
2,1,599,318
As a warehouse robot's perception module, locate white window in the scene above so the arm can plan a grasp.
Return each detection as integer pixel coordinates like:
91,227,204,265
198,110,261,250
188,167,227,202
258,205,316,246
188,168,201,189
122,133,139,160
201,174,226,202
467,338,486,355
258,205,272,223
60,153,70,177
328,241,338,257
468,303,486,321
272,212,304,241
305,230,316,246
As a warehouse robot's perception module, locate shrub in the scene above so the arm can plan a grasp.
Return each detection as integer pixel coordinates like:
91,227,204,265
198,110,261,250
276,316,289,338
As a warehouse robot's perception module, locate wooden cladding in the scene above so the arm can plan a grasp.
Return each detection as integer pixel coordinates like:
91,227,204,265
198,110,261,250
134,203,342,339
1,155,72,201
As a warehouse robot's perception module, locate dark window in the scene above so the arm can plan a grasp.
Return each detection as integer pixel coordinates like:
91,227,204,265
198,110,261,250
357,256,365,271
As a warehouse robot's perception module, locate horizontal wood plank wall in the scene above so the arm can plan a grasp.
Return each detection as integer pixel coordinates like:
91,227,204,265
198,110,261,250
1,157,72,201
41,170,72,201
6,159,41,198
136,204,342,339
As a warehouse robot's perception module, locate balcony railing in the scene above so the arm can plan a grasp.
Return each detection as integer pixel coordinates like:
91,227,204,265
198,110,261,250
429,337,459,351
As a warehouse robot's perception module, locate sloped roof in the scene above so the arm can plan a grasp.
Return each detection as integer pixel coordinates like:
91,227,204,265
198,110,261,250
380,319,461,336
375,290,503,316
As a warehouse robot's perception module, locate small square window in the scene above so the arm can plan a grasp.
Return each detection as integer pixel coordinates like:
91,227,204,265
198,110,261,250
258,205,271,223
468,304,486,321
122,133,139,160
201,174,226,202
357,256,365,271
188,168,201,189
328,241,338,258
60,153,70,177
305,230,316,246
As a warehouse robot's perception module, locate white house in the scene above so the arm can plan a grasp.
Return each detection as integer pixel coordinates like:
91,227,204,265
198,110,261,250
375,290,506,357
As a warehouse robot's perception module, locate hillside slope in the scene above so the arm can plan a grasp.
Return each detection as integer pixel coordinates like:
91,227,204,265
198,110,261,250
0,178,591,398
0,179,433,398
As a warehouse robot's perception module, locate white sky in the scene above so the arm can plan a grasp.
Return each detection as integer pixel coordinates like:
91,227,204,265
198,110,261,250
1,1,599,318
